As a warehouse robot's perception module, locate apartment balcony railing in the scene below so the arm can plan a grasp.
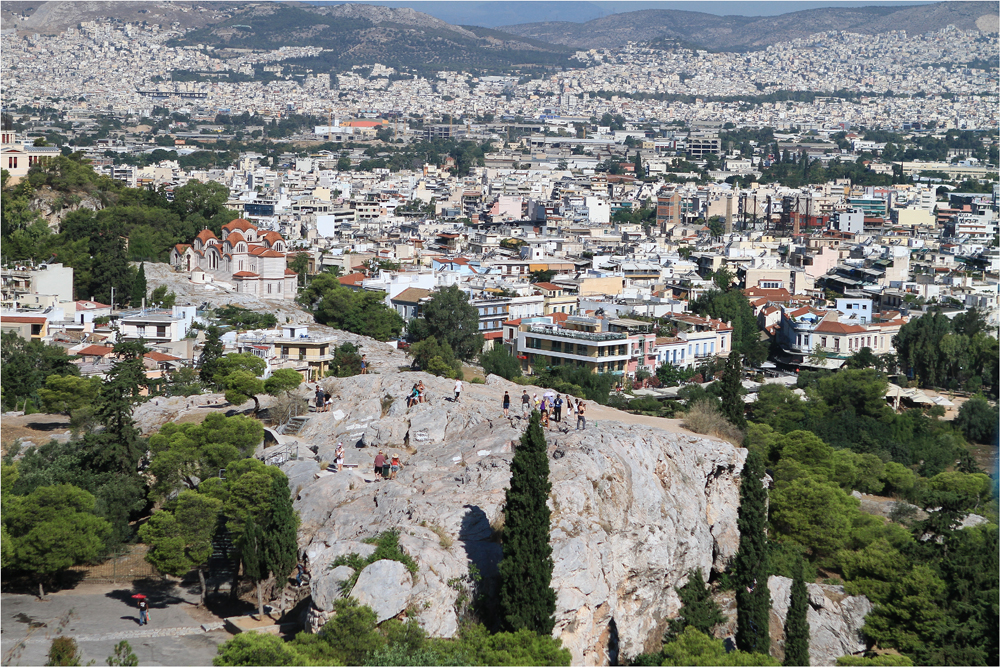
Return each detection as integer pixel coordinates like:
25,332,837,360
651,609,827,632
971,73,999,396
527,324,626,342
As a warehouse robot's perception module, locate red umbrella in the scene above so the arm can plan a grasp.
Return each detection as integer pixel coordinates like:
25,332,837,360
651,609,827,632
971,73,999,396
131,594,147,600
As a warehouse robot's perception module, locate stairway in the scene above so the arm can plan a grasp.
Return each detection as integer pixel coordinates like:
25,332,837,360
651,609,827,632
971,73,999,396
283,416,309,436
275,579,310,617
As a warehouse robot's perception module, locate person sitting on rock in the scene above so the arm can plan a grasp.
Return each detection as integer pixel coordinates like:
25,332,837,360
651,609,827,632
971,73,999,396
407,384,419,408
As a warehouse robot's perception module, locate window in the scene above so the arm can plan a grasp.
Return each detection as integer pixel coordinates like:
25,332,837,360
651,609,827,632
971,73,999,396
577,343,588,355
7,157,17,169
136,325,146,337
835,338,840,350
156,326,166,338
551,340,562,352
821,336,827,347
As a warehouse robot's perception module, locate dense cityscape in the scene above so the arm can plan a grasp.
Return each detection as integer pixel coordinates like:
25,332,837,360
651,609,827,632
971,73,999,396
1,2,997,667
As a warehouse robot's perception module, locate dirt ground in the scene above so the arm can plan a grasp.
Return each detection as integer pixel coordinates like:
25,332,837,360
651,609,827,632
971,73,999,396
1,413,72,453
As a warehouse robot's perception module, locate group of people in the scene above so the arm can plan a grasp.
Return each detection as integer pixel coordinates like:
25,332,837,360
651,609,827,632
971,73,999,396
373,450,402,480
314,385,332,412
406,380,428,407
502,390,587,430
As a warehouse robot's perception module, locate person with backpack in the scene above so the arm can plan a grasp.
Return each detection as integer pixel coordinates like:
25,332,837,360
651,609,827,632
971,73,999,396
521,390,531,418
576,399,587,430
553,394,564,422
502,391,511,417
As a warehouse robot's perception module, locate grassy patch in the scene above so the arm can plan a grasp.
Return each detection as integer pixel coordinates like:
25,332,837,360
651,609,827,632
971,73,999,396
331,530,419,593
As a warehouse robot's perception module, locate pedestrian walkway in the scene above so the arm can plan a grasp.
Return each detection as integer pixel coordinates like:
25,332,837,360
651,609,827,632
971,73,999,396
24,624,222,644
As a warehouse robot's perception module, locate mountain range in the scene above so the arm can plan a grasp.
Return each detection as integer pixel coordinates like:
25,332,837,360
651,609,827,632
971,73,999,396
497,1,999,50
2,1,996,72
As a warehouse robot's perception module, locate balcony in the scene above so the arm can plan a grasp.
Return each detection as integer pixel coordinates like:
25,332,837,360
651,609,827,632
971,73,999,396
527,324,625,342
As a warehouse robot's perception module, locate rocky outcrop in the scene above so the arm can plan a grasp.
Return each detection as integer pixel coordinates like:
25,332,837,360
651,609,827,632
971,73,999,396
715,577,873,666
285,370,747,665
352,560,414,623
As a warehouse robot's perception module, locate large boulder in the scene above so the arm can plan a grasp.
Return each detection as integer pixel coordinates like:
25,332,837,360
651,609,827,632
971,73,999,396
286,370,747,665
351,559,414,623
312,565,355,613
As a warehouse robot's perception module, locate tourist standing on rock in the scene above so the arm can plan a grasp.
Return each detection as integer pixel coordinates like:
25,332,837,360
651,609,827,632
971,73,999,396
502,391,511,417
335,443,345,472
576,400,587,430
296,560,307,587
554,394,564,422
417,380,426,403
324,392,332,413
390,454,401,479
374,450,387,480
137,598,149,626
315,386,325,412
521,390,531,418
454,379,463,402
361,354,368,374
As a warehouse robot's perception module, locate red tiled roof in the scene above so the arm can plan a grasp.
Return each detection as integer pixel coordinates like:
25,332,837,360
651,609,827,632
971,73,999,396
76,300,111,310
174,244,191,253
338,272,366,286
226,231,246,244
222,218,255,232
550,312,570,323
195,229,217,243
814,320,868,334
744,287,793,301
144,351,180,362
483,330,504,340
77,344,115,356
284,268,298,275
533,282,561,291
232,271,259,278
258,250,285,258
1,316,47,324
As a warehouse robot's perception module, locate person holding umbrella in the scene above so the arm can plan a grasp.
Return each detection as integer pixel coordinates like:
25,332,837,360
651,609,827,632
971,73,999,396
133,594,150,626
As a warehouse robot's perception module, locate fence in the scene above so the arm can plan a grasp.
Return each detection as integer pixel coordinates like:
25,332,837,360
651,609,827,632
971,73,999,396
69,544,162,583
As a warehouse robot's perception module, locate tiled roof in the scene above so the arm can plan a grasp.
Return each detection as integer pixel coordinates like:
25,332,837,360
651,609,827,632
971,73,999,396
391,287,432,303
77,344,115,356
1,316,46,324
222,218,255,232
232,271,259,278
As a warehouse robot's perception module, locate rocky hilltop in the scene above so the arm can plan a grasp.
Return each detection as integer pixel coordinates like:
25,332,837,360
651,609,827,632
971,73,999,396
272,368,745,664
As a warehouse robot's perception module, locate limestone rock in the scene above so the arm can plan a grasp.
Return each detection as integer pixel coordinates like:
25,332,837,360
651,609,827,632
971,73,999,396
312,565,355,613
768,575,873,666
285,370,746,665
351,559,414,623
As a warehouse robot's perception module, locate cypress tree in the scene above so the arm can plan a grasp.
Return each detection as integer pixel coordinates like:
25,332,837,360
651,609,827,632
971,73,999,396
666,568,727,641
131,262,147,307
263,476,300,587
720,353,747,430
240,516,267,619
734,449,771,655
199,325,224,386
783,560,810,666
499,410,556,634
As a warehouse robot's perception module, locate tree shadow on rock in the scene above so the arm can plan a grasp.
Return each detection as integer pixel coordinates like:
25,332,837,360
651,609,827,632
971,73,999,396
460,504,503,631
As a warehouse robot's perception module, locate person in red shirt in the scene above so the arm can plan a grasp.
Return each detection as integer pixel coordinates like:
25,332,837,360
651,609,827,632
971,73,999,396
373,450,387,481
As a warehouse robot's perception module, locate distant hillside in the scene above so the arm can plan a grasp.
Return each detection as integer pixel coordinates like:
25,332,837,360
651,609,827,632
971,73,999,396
497,1,1000,50
167,3,573,74
1,1,237,34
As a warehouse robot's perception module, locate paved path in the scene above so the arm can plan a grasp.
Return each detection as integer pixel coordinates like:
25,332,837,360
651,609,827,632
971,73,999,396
1,583,229,666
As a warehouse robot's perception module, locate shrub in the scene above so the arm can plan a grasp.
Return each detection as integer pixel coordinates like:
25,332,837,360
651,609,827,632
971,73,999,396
683,400,744,444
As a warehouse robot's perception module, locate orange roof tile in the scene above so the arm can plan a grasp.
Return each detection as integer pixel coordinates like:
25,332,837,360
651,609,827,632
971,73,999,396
233,271,259,278
222,218,255,232
77,344,115,356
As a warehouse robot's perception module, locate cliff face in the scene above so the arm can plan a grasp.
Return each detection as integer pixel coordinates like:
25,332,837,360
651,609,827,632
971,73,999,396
285,370,746,665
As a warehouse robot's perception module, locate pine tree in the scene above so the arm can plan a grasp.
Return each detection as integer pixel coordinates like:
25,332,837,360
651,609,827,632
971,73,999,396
734,449,771,655
131,262,147,307
199,325,224,386
499,411,556,634
263,476,300,587
783,560,810,666
720,353,747,430
666,568,727,641
88,338,147,475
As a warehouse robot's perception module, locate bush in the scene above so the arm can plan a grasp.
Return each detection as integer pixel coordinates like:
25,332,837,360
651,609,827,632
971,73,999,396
954,394,998,444
214,632,304,666
683,400,744,444
480,345,522,381
836,655,914,666
45,637,82,666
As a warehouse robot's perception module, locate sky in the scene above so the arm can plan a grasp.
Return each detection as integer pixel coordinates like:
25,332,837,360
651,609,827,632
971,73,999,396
327,1,942,27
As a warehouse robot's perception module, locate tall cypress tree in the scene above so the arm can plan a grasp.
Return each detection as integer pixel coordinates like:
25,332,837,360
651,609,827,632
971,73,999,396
734,449,771,655
240,516,267,619
263,476,300,587
783,559,810,666
131,262,147,306
499,411,556,634
199,326,224,386
720,353,747,430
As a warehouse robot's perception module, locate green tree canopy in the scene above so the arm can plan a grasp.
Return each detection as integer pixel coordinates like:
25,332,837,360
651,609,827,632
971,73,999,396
954,394,998,444
480,344,523,381
37,375,101,416
689,289,768,366
408,285,483,361
298,273,403,341
734,449,771,654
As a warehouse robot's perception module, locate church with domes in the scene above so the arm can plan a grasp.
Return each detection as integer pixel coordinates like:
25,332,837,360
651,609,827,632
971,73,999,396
170,219,297,300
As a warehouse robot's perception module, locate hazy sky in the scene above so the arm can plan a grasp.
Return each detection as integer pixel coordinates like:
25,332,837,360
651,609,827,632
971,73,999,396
331,1,941,26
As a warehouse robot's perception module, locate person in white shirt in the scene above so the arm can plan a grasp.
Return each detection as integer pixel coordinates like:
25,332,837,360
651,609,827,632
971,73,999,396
454,379,463,402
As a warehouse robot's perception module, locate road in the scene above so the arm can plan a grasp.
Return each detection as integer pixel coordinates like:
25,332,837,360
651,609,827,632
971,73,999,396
1,582,228,666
